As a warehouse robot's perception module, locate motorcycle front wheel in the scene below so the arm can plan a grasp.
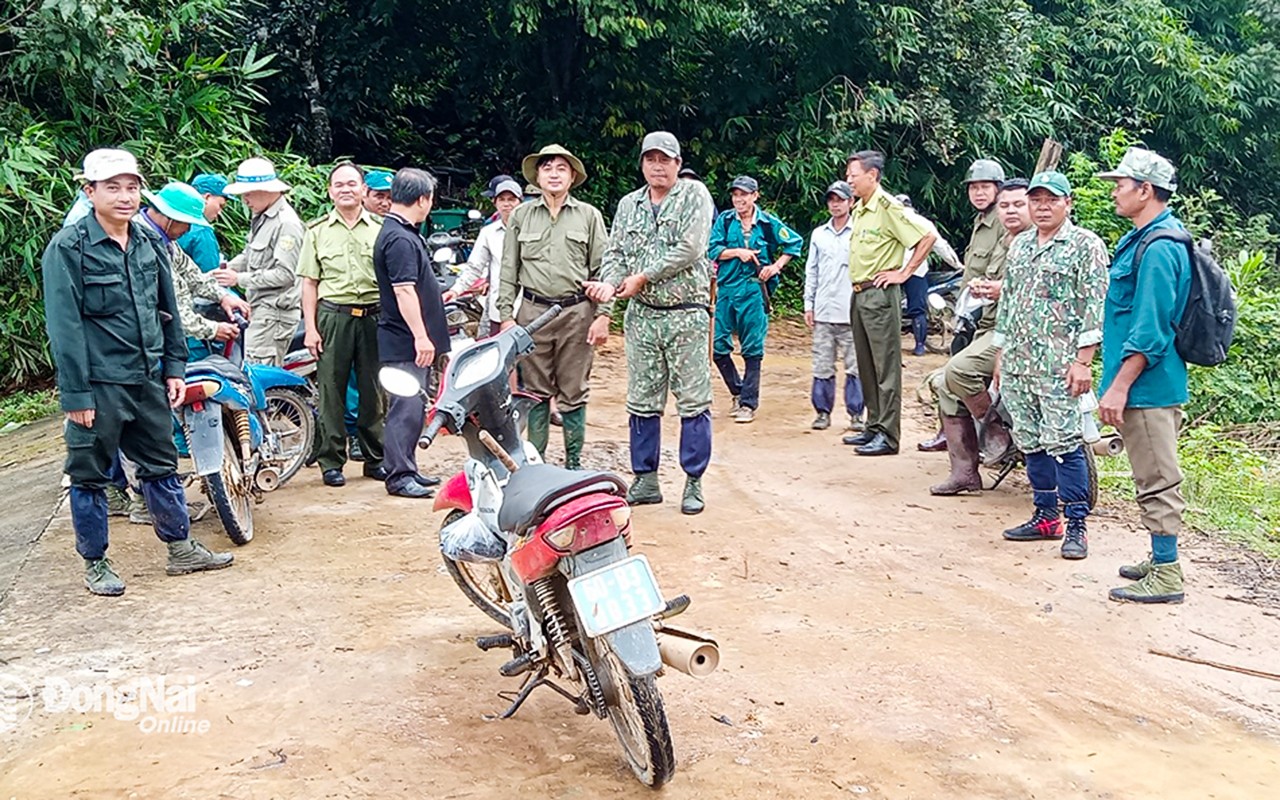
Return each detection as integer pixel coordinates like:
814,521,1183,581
263,387,315,484
204,427,254,545
591,637,676,788
439,510,511,627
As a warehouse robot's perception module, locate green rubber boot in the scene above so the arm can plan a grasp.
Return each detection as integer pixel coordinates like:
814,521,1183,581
560,407,586,470
84,557,125,596
628,472,663,505
681,475,705,515
526,401,551,459
1108,560,1185,604
166,538,235,576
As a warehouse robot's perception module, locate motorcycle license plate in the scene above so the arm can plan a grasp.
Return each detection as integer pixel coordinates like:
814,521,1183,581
568,555,665,638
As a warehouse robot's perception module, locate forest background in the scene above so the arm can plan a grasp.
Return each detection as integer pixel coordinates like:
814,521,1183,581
2,0,1279,552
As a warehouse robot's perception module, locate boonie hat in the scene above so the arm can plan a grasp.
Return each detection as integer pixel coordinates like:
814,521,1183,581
640,131,680,160
729,176,759,193
77,149,144,183
191,173,228,198
1096,148,1177,192
364,169,394,192
1027,171,1072,197
223,157,291,195
825,180,853,200
521,145,587,189
143,181,211,228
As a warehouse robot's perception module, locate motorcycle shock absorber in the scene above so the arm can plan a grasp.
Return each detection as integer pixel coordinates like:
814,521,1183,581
233,408,252,463
532,577,579,681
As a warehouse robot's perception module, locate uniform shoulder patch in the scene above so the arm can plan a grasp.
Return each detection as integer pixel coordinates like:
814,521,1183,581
778,227,792,241
279,235,298,252
305,215,328,229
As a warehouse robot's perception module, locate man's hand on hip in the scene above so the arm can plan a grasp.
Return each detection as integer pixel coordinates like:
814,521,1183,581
872,269,909,288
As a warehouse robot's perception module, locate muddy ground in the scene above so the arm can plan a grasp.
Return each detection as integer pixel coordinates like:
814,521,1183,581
1,322,1278,799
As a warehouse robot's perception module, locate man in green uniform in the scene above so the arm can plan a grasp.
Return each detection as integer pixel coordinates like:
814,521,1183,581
588,131,716,513
994,171,1110,560
299,162,389,488
841,150,935,456
43,149,234,596
176,173,229,273
214,157,306,366
363,169,394,216
497,144,610,469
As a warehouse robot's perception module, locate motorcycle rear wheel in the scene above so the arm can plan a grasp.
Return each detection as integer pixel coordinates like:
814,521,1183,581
204,427,254,545
439,510,511,627
1085,444,1100,510
591,637,675,788
263,387,315,485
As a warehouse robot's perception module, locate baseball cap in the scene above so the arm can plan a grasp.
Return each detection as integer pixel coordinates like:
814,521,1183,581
77,149,143,183
483,174,516,198
729,175,759,193
677,167,700,180
191,173,228,198
1027,171,1072,197
825,180,853,200
640,131,680,160
364,169,394,192
490,179,523,199
1096,148,1177,192
143,181,211,228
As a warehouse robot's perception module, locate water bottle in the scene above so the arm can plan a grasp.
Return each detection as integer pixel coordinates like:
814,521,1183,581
1078,391,1101,443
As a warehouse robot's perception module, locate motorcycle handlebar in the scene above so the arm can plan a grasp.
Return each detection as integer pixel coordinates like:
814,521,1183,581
418,414,446,449
522,304,563,336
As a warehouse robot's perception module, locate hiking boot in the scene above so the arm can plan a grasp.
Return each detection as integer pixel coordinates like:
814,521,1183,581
929,415,982,495
846,417,865,433
106,486,131,517
729,395,742,415
128,495,152,525
1118,554,1153,580
811,412,831,431
84,557,125,596
166,538,235,576
348,435,366,462
1109,561,1185,604
1002,507,1063,541
734,406,755,424
681,476,705,515
187,499,211,523
1060,518,1088,560
627,472,663,506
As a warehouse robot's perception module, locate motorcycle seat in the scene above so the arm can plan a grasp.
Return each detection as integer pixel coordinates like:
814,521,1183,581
186,354,249,385
498,464,627,536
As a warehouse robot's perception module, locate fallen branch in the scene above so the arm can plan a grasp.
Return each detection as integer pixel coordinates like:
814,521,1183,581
1148,648,1280,682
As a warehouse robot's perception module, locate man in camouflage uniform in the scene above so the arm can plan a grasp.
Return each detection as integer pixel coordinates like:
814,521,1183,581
214,157,305,365
993,171,1109,560
588,132,715,514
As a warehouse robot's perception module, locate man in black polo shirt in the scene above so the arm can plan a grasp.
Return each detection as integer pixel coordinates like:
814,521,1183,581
374,168,451,498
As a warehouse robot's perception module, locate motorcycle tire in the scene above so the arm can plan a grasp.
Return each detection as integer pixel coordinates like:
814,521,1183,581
439,510,511,627
204,426,254,545
925,305,954,355
263,386,315,485
1085,444,1100,510
591,636,676,788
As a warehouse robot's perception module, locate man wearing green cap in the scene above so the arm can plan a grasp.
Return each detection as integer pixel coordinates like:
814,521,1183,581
1095,148,1192,604
993,171,1109,560
177,173,229,273
364,169,394,217
497,144,609,469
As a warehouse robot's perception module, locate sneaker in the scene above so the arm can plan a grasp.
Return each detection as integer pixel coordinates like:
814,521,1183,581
187,500,211,523
730,395,742,414
166,538,235,576
734,406,755,424
846,417,866,433
681,476,705,515
84,557,125,596
1060,519,1088,560
1002,508,1063,541
128,495,152,525
1109,561,1185,604
106,486,130,517
811,412,831,431
912,342,927,356
1118,554,1153,580
627,472,663,505
348,435,366,462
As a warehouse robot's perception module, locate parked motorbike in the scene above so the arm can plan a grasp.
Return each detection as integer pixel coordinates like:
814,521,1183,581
379,304,718,788
426,207,484,284
179,312,315,544
907,267,963,354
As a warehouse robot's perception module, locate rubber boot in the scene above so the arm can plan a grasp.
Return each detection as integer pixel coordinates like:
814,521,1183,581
681,475,705,515
918,423,947,452
911,316,928,356
527,400,551,459
1109,561,1185,604
84,558,125,596
964,391,1013,464
628,472,663,505
929,415,982,495
166,538,235,576
560,406,586,470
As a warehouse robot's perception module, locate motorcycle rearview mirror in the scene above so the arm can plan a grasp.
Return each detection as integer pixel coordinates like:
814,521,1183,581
927,293,947,312
467,209,482,221
379,367,423,398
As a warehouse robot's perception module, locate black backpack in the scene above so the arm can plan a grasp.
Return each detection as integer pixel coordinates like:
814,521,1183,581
1133,228,1237,367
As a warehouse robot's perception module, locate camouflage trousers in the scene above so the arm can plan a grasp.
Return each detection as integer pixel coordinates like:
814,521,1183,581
245,307,300,366
624,302,712,417
1002,372,1083,457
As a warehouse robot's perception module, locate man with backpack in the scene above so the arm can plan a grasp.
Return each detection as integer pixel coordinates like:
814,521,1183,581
1096,149,1199,604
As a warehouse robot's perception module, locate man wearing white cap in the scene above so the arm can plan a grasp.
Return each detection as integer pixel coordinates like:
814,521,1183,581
214,157,306,365
43,149,235,595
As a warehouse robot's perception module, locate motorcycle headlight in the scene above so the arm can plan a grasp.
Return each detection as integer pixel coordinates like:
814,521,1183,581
433,247,455,265
452,344,501,390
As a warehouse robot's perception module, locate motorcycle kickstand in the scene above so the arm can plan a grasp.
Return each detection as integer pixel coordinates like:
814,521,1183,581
988,461,1016,491
494,666,548,719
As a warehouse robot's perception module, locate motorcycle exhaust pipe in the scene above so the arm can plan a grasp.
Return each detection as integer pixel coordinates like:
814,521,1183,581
255,466,281,492
655,625,720,678
1092,435,1125,457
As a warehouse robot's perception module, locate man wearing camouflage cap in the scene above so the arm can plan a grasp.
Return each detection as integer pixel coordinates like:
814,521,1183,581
993,171,1110,560
1096,148,1192,604
587,132,716,513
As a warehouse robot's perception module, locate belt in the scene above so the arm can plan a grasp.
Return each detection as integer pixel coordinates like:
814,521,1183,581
635,298,710,314
851,281,879,293
320,299,380,317
521,288,589,307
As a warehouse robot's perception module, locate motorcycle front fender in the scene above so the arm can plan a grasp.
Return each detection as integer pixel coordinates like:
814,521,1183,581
245,362,311,393
432,471,473,514
184,403,225,477
570,538,662,678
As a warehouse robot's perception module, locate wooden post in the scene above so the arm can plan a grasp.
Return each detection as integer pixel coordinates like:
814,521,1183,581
1034,139,1064,175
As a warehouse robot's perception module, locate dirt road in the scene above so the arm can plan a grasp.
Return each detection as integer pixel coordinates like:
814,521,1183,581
2,323,1278,799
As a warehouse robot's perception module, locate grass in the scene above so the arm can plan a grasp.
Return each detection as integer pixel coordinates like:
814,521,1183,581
0,388,60,430
1099,424,1280,559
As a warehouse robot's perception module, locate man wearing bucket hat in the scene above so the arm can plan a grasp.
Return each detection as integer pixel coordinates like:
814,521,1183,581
43,150,235,595
497,144,610,469
215,157,306,365
587,131,716,513
363,169,394,216
176,173,230,273
1095,148,1192,604
993,171,1109,561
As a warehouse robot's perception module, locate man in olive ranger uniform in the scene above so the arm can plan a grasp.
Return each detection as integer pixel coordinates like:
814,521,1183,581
214,157,306,365
43,149,233,597
993,171,1110,560
498,144,610,469
587,132,715,514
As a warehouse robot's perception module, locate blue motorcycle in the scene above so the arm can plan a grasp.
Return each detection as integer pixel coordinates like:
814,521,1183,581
178,312,315,545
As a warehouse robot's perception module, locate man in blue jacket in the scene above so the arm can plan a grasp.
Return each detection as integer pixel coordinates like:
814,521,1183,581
1096,148,1192,604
